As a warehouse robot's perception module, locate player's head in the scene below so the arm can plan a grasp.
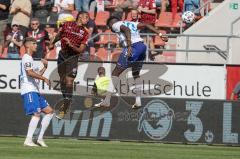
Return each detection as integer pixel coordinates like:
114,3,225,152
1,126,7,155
24,37,37,53
107,16,120,29
57,16,75,28
131,9,139,21
97,66,105,76
76,11,89,26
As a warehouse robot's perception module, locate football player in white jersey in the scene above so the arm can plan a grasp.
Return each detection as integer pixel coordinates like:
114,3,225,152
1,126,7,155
20,37,53,147
95,16,168,109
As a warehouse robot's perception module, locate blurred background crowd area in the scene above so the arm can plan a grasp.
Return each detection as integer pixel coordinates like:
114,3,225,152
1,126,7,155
0,0,222,61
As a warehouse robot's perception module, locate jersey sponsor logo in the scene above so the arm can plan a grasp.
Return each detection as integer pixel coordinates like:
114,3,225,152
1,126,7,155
71,32,84,37
138,99,174,140
65,30,85,38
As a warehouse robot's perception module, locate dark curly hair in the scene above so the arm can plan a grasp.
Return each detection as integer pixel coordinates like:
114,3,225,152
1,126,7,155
106,16,121,27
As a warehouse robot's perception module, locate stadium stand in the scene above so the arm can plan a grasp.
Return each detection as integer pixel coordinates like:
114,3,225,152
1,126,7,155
155,12,183,28
95,11,110,26
0,0,231,64
95,29,118,47
46,48,57,59
96,48,108,61
110,48,122,61
154,30,167,47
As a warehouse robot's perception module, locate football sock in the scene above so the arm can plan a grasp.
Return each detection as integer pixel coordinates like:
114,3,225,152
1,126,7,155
60,81,66,98
134,77,142,106
26,116,40,140
61,85,73,111
38,113,54,140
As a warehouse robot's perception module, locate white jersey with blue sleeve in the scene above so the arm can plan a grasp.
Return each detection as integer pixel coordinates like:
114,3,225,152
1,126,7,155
111,21,143,44
20,54,40,95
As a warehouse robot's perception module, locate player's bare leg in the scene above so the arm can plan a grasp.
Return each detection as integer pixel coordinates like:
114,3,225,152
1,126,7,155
56,76,74,119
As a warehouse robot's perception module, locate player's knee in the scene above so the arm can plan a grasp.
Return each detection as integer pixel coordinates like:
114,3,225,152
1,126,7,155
65,78,74,87
43,106,54,114
33,113,41,117
112,66,125,76
132,71,140,79
65,82,73,89
68,73,77,78
48,107,54,114
112,72,120,77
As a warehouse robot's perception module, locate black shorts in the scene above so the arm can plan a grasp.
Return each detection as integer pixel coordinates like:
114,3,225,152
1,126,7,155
57,51,79,78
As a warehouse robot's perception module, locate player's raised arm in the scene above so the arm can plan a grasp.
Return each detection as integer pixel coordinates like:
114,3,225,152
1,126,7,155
120,25,132,47
38,58,48,76
48,32,61,50
137,23,168,42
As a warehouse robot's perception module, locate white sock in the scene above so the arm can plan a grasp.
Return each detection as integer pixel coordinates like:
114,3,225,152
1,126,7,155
38,113,54,141
104,76,119,104
26,116,40,140
134,78,142,106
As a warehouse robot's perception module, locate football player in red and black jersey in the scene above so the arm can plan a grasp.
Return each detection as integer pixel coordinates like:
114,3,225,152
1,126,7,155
49,11,89,119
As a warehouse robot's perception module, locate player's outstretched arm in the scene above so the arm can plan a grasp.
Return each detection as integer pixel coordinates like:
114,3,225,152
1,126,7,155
137,23,168,42
48,32,61,50
26,69,50,86
38,59,48,75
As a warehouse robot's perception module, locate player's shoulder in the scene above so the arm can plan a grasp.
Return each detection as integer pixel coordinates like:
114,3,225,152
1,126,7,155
115,21,124,25
22,54,33,62
112,21,124,29
124,21,138,25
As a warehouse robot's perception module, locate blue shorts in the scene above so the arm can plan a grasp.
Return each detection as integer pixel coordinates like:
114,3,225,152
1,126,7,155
117,41,147,69
21,92,49,115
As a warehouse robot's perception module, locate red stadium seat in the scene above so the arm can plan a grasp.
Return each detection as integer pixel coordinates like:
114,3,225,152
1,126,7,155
1,47,8,58
162,44,176,62
95,29,118,46
96,48,108,61
46,48,57,59
111,48,122,61
155,12,184,28
104,30,118,45
95,11,110,26
0,45,25,58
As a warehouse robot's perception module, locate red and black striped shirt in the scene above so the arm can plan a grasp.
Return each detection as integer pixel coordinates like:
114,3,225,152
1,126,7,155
60,21,89,54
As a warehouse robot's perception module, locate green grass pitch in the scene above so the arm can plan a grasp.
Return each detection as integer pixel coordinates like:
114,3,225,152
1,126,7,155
0,136,240,159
